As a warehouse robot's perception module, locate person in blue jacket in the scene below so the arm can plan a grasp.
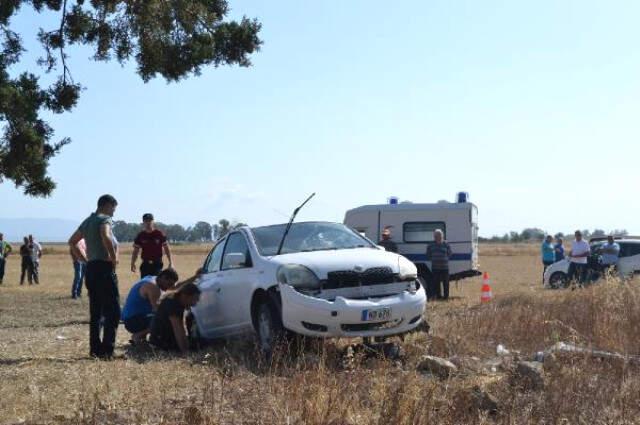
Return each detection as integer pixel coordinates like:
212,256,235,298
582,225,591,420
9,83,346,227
541,235,556,283
554,237,565,262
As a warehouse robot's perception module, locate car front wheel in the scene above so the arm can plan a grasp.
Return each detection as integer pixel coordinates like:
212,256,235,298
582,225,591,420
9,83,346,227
186,311,204,350
549,272,568,289
256,301,285,358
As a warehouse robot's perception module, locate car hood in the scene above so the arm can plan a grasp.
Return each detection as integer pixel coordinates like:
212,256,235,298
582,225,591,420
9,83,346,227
267,247,405,279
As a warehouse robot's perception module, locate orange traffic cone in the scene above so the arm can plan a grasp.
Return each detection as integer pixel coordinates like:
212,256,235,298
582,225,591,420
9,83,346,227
481,272,492,302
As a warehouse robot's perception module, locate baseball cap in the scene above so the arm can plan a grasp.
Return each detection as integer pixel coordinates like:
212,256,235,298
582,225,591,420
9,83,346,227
142,213,154,222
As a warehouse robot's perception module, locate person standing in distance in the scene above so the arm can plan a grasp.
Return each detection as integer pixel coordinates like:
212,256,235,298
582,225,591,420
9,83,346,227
378,227,398,253
599,235,620,275
131,213,173,278
568,230,590,287
68,194,120,359
541,235,556,283
426,229,452,300
554,237,565,262
70,238,87,299
0,233,12,285
19,236,35,285
28,234,42,284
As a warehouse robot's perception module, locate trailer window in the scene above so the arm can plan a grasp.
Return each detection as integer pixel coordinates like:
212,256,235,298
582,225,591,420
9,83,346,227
403,222,446,243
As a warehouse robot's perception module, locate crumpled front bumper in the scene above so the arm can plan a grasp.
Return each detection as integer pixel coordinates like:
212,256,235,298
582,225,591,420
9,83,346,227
279,282,427,338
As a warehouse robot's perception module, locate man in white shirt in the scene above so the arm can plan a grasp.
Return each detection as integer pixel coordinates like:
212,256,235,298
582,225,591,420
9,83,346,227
600,235,620,274
568,230,590,286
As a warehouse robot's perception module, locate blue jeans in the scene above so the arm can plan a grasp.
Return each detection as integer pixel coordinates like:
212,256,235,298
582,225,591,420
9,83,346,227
72,260,86,297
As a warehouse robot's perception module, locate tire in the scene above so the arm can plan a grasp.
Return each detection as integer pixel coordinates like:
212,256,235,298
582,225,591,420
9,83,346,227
549,272,568,289
255,301,285,359
186,312,202,350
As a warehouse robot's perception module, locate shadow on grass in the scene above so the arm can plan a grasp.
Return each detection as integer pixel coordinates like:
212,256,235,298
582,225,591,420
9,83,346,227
0,356,109,366
1,319,90,329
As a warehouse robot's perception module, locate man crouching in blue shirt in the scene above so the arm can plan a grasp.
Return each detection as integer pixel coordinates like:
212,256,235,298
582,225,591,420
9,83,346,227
122,269,179,343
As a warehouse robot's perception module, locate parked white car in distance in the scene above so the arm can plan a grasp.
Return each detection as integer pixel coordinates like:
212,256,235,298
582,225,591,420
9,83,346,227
543,238,640,287
191,222,427,353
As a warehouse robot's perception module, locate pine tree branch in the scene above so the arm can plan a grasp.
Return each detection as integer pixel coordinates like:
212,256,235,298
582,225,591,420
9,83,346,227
58,0,71,84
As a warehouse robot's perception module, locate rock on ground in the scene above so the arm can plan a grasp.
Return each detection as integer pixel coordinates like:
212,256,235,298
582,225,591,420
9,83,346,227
417,355,458,379
453,386,499,415
449,355,483,373
512,360,545,390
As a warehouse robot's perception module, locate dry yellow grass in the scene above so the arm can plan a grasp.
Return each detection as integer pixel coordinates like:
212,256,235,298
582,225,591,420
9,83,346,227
1,244,639,424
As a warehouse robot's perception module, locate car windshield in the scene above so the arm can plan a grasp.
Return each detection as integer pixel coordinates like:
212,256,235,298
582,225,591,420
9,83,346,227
251,222,375,256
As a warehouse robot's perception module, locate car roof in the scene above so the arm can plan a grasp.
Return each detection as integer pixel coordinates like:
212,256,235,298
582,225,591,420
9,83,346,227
590,238,640,244
249,221,341,231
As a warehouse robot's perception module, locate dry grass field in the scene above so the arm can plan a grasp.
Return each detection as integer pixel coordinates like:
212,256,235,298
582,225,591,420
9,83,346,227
1,244,640,424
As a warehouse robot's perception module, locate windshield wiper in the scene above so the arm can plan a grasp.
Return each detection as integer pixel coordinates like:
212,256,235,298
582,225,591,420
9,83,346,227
276,193,316,256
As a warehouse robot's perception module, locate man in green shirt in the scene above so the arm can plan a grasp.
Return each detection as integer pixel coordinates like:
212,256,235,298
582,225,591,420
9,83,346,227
0,233,13,285
68,194,120,359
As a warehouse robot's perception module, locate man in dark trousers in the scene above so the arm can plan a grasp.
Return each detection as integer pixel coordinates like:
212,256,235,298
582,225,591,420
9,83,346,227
68,194,120,359
131,213,173,278
378,227,398,253
19,236,35,285
426,229,452,300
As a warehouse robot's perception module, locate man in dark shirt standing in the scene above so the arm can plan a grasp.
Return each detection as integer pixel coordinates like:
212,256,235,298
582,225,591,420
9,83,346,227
68,194,120,359
426,229,452,300
131,213,173,278
19,236,35,285
378,227,398,253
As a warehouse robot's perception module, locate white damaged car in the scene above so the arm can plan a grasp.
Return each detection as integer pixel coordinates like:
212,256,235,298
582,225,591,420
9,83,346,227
190,221,427,354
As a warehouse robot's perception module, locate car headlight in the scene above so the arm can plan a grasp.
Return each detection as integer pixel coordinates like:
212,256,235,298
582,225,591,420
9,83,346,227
277,264,321,290
398,256,418,280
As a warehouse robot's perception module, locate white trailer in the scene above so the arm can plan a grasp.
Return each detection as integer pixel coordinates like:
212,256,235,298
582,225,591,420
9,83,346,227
344,198,480,281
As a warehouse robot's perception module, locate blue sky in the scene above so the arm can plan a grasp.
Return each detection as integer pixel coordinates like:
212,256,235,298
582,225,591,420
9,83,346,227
2,0,639,236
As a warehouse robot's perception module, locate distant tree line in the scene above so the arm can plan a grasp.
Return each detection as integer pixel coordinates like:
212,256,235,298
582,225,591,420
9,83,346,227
479,228,630,243
112,219,246,243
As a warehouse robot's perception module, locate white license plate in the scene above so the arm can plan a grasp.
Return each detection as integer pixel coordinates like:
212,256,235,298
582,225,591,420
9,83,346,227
361,308,391,322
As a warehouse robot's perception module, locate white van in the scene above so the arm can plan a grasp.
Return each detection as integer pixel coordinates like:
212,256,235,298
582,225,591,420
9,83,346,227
344,197,481,281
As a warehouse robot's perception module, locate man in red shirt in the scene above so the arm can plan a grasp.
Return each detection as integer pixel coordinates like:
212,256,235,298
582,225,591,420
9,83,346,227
131,213,173,278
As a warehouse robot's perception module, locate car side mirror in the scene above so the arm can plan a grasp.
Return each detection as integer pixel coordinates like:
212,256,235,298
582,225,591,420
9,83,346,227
224,252,247,268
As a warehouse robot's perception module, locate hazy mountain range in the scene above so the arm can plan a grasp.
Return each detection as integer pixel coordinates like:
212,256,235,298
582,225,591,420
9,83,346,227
0,218,79,243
